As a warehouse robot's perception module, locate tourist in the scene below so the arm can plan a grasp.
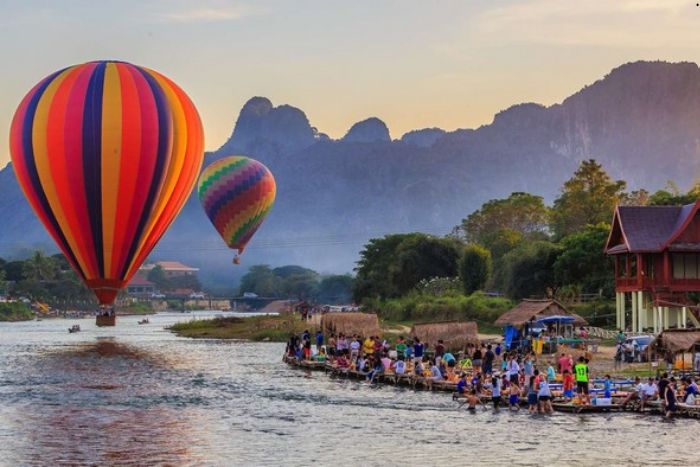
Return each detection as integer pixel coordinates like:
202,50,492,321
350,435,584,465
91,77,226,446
684,377,698,404
356,355,367,373
381,353,392,374
373,336,383,354
562,369,574,402
367,355,384,383
336,351,350,369
435,339,446,366
414,358,425,377
616,329,625,345
316,329,323,350
523,354,534,387
394,355,406,375
546,364,556,383
527,370,539,413
494,342,502,360
315,347,327,362
456,373,468,397
327,333,336,356
657,372,670,405
363,336,375,356
336,333,347,355
472,346,483,374
664,377,678,418
537,373,553,414
483,344,495,376
621,377,643,408
491,373,502,409
603,374,612,399
350,336,361,360
303,338,312,360
507,354,520,385
694,348,700,373
428,359,443,389
413,337,425,364
574,357,590,404
395,336,407,358
508,381,521,410
558,353,571,374
466,389,482,412
641,377,658,410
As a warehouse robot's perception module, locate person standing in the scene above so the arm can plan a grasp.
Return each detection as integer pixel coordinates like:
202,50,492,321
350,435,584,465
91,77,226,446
413,338,425,365
574,357,590,405
483,344,495,376
434,339,446,366
664,377,678,419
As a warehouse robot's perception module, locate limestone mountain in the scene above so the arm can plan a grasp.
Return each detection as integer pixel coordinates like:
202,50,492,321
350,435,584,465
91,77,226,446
2,60,700,289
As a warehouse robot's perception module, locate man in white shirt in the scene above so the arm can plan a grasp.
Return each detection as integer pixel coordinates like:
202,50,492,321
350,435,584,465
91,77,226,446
641,377,658,410
508,356,520,385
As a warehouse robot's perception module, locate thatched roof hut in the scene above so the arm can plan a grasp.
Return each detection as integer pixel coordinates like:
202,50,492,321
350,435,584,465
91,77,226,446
321,312,381,337
495,299,587,328
650,329,700,355
409,321,479,351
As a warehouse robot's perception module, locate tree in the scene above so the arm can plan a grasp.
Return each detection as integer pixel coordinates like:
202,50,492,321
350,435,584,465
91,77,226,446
500,241,562,299
550,159,626,238
553,223,614,296
169,274,202,291
648,181,700,206
459,192,549,248
459,244,492,295
239,265,283,297
354,234,420,300
316,275,354,304
389,235,461,296
147,265,170,290
22,251,58,282
3,261,25,282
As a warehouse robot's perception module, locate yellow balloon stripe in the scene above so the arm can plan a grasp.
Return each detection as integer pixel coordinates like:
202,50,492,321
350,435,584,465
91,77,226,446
31,67,94,278
101,63,123,279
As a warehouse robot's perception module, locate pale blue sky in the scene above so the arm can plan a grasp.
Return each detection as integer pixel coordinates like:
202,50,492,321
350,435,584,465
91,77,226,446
2,0,700,164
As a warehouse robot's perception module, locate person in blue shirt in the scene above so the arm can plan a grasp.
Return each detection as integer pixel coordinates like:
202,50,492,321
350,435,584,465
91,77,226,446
456,373,468,396
443,351,456,367
316,330,324,348
603,374,613,399
413,338,424,364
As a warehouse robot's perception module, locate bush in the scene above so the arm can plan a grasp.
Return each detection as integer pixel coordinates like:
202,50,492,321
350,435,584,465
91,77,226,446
459,244,492,295
0,301,34,321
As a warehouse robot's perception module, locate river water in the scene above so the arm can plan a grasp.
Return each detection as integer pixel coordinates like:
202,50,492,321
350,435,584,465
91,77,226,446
0,312,695,466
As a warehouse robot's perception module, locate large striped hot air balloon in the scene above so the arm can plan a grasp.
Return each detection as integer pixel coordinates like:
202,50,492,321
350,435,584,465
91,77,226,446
198,156,276,264
9,61,204,322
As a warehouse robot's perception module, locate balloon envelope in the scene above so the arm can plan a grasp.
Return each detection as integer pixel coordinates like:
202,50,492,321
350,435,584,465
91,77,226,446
197,156,276,257
9,60,205,305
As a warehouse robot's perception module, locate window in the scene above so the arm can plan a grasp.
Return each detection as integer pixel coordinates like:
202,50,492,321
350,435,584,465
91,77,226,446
672,253,700,279
617,256,626,278
643,254,655,279
629,255,637,278
686,255,699,279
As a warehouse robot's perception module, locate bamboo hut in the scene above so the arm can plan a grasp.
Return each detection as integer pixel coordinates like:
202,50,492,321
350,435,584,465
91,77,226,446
495,299,587,328
321,312,381,337
409,321,479,351
650,329,700,356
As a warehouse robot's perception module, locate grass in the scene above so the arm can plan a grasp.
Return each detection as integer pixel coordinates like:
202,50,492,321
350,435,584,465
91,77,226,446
168,313,315,341
0,302,34,322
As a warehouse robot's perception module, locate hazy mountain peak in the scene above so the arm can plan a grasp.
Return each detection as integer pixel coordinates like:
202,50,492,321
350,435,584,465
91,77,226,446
342,117,391,143
400,128,446,147
217,96,316,156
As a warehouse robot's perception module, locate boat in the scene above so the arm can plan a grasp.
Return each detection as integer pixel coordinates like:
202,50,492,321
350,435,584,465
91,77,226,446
138,318,150,325
68,324,81,333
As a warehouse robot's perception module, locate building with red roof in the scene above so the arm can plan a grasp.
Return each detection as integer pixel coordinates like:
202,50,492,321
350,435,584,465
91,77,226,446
605,202,700,333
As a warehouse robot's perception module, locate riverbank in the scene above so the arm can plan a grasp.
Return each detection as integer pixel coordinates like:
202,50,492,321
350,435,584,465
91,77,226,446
168,314,305,341
0,302,34,322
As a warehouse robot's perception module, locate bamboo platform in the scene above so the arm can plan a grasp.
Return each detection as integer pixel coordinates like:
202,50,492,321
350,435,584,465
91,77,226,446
282,355,700,418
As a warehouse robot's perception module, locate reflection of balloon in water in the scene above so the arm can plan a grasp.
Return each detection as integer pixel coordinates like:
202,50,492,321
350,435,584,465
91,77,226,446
198,156,276,263
9,61,205,306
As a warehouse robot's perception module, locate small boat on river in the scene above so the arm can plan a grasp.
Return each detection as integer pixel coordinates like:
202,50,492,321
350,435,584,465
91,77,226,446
138,318,150,325
68,324,81,333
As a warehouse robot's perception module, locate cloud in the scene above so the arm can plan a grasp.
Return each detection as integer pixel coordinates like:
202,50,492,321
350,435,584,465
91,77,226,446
161,4,257,23
470,0,696,49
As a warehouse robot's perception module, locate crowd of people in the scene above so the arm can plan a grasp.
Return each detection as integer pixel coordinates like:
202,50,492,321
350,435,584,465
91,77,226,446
619,373,699,418
284,330,657,416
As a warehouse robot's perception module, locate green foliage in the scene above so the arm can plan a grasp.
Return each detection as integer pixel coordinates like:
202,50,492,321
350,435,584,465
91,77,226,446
22,251,58,282
239,264,335,301
459,192,549,253
415,277,462,297
3,261,25,282
147,265,169,289
553,223,614,295
316,275,354,304
648,181,700,206
550,159,626,238
0,301,34,321
499,241,562,299
389,235,461,296
570,300,616,328
459,244,492,295
371,291,512,328
354,234,419,300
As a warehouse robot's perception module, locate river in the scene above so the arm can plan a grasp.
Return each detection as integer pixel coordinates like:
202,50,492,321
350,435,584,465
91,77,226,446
0,312,694,466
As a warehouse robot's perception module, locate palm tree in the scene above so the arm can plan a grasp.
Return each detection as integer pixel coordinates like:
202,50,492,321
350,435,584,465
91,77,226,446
22,251,58,282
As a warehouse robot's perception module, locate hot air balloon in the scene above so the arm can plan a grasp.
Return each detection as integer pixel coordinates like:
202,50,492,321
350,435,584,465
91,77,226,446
198,156,276,264
9,61,204,325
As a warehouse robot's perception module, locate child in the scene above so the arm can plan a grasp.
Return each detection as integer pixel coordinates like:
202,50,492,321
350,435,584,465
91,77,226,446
603,374,612,399
491,373,502,409
527,371,539,413
466,388,482,412
394,356,406,375
546,364,556,383
562,369,574,402
509,382,520,410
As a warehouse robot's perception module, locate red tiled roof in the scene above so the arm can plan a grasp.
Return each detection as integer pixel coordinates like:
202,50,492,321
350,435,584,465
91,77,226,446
606,203,700,253
128,272,154,287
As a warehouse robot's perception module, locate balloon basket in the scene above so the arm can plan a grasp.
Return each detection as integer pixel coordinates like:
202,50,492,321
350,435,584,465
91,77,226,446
233,255,241,265
96,314,116,327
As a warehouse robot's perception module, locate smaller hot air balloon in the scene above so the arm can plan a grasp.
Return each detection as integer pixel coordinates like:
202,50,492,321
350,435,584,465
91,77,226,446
198,156,276,263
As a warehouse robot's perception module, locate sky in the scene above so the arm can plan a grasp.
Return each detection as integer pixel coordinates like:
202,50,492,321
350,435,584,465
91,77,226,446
2,0,700,165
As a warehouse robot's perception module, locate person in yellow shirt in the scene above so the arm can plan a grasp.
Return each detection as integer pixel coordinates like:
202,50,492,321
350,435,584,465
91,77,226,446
363,336,375,356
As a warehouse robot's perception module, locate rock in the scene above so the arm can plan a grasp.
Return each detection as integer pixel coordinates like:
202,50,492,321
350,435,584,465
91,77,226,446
342,117,391,143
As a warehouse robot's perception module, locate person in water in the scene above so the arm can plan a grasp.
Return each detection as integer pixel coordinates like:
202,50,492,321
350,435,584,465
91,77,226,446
491,373,502,409
509,381,520,410
664,377,678,419
466,388,482,412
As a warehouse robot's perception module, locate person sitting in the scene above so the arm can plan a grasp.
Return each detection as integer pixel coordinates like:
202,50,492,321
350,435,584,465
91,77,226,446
455,373,468,399
641,377,658,410
620,377,643,408
393,356,407,376
427,360,442,390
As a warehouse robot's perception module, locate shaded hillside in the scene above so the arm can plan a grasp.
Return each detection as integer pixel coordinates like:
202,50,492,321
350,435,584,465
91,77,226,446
3,61,700,288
